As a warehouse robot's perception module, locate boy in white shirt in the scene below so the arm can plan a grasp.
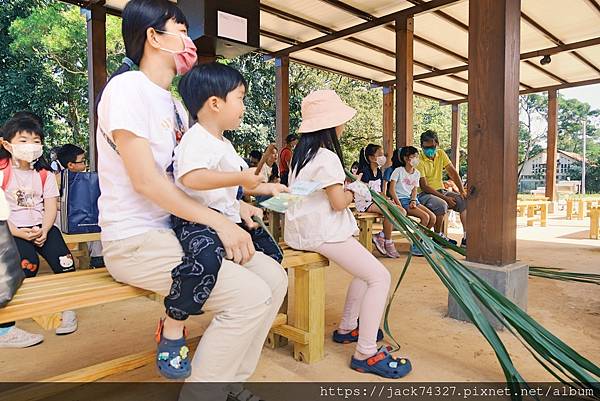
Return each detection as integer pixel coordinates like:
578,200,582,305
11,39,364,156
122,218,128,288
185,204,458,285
155,63,287,379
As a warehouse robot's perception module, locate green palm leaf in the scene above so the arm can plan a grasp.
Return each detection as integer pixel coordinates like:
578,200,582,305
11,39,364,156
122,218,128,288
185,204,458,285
346,171,600,400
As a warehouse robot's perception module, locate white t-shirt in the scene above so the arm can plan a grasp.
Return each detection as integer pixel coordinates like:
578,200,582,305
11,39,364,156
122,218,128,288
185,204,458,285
96,71,189,241
173,123,247,223
390,167,421,199
259,163,271,183
284,148,358,251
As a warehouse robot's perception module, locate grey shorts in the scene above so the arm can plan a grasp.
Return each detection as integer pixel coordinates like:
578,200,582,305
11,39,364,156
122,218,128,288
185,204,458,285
417,190,467,215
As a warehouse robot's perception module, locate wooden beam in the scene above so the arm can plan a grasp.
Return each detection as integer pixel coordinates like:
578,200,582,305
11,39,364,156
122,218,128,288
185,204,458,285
406,0,468,31
265,2,470,93
519,77,600,95
271,0,463,57
275,56,290,152
467,0,520,265
522,12,600,75
383,86,394,158
524,60,568,84
418,80,467,98
520,36,600,60
449,76,600,104
545,89,558,202
380,36,600,86
288,57,379,84
585,0,600,15
85,4,106,172
396,16,414,147
261,4,396,59
261,31,380,84
450,103,460,168
261,4,467,88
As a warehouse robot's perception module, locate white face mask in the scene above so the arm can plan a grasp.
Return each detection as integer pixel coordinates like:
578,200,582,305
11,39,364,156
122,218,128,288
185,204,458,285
376,155,387,167
410,158,420,167
10,143,43,163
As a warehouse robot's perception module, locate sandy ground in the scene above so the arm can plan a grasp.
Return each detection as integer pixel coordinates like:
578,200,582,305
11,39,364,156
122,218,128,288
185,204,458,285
1,210,598,384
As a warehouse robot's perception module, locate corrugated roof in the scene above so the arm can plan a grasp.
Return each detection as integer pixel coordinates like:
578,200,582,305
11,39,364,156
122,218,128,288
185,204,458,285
85,0,600,103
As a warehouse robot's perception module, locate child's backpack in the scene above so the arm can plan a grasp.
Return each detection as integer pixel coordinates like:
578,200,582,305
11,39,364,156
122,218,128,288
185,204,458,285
0,158,49,191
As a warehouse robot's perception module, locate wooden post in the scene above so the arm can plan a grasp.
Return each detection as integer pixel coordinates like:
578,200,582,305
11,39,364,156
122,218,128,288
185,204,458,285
383,86,394,159
358,218,374,253
546,89,558,206
578,199,585,219
395,16,414,147
275,56,290,151
467,0,520,265
292,267,325,363
450,104,461,168
540,202,548,227
86,5,107,172
590,207,599,239
567,198,573,219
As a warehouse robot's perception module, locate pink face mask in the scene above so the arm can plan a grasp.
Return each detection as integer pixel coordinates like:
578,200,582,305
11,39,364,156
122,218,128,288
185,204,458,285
157,31,198,75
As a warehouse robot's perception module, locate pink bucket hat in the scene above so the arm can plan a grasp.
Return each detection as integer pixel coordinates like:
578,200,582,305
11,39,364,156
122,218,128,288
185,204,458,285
297,90,357,133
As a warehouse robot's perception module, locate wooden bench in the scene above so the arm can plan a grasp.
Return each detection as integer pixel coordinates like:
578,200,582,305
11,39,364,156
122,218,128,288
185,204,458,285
566,197,600,220
0,247,329,383
356,212,381,252
590,207,600,240
62,232,101,269
517,200,548,227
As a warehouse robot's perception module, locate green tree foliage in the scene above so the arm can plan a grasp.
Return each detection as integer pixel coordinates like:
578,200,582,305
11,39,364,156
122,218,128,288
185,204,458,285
1,1,124,150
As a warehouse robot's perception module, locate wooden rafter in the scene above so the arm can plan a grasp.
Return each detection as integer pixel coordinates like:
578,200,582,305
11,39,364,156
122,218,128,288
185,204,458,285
522,12,600,75
270,0,464,58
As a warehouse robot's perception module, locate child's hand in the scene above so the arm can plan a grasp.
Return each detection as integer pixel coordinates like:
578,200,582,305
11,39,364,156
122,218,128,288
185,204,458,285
33,228,47,247
20,227,43,242
239,201,263,230
409,200,417,209
240,168,265,189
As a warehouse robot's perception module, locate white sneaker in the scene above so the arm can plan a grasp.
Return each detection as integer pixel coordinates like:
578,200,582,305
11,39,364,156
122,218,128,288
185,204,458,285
0,326,44,348
55,310,78,335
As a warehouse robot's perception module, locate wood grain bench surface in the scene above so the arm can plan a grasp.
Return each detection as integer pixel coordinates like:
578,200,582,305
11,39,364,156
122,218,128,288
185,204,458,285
0,248,327,325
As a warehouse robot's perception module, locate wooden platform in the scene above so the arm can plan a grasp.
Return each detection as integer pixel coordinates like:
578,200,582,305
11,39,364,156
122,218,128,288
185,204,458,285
566,197,600,220
62,232,101,269
517,200,548,227
0,246,329,384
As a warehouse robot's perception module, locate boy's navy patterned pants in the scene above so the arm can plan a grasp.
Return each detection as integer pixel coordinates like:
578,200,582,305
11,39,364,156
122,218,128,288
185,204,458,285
165,216,283,321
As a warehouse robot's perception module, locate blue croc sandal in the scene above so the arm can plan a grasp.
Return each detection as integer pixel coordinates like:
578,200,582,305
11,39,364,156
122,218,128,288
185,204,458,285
155,319,191,380
351,346,412,379
333,326,384,344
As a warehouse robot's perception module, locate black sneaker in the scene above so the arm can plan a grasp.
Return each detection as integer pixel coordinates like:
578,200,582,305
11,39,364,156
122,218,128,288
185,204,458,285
460,238,467,248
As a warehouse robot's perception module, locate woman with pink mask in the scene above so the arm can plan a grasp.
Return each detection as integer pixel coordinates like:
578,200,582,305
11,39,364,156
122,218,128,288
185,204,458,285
95,0,286,393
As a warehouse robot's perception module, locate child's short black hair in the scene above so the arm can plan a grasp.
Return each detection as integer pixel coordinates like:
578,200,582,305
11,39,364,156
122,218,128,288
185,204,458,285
398,146,419,167
0,114,45,160
178,62,247,119
57,144,85,168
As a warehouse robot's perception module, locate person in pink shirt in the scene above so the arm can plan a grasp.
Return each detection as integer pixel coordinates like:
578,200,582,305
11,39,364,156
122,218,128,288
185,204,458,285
0,113,77,349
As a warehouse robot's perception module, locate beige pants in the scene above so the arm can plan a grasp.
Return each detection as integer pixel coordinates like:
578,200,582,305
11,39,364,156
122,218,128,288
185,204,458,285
102,228,288,383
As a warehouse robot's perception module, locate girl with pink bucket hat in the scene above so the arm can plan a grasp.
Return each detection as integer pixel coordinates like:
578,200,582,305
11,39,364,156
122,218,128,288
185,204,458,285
284,90,412,379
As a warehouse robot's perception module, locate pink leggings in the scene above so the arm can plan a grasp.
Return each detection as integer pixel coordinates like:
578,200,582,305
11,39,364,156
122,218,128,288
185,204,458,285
316,237,391,355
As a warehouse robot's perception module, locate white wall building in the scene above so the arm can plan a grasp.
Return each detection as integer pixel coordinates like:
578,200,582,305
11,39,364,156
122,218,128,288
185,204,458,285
519,150,584,193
